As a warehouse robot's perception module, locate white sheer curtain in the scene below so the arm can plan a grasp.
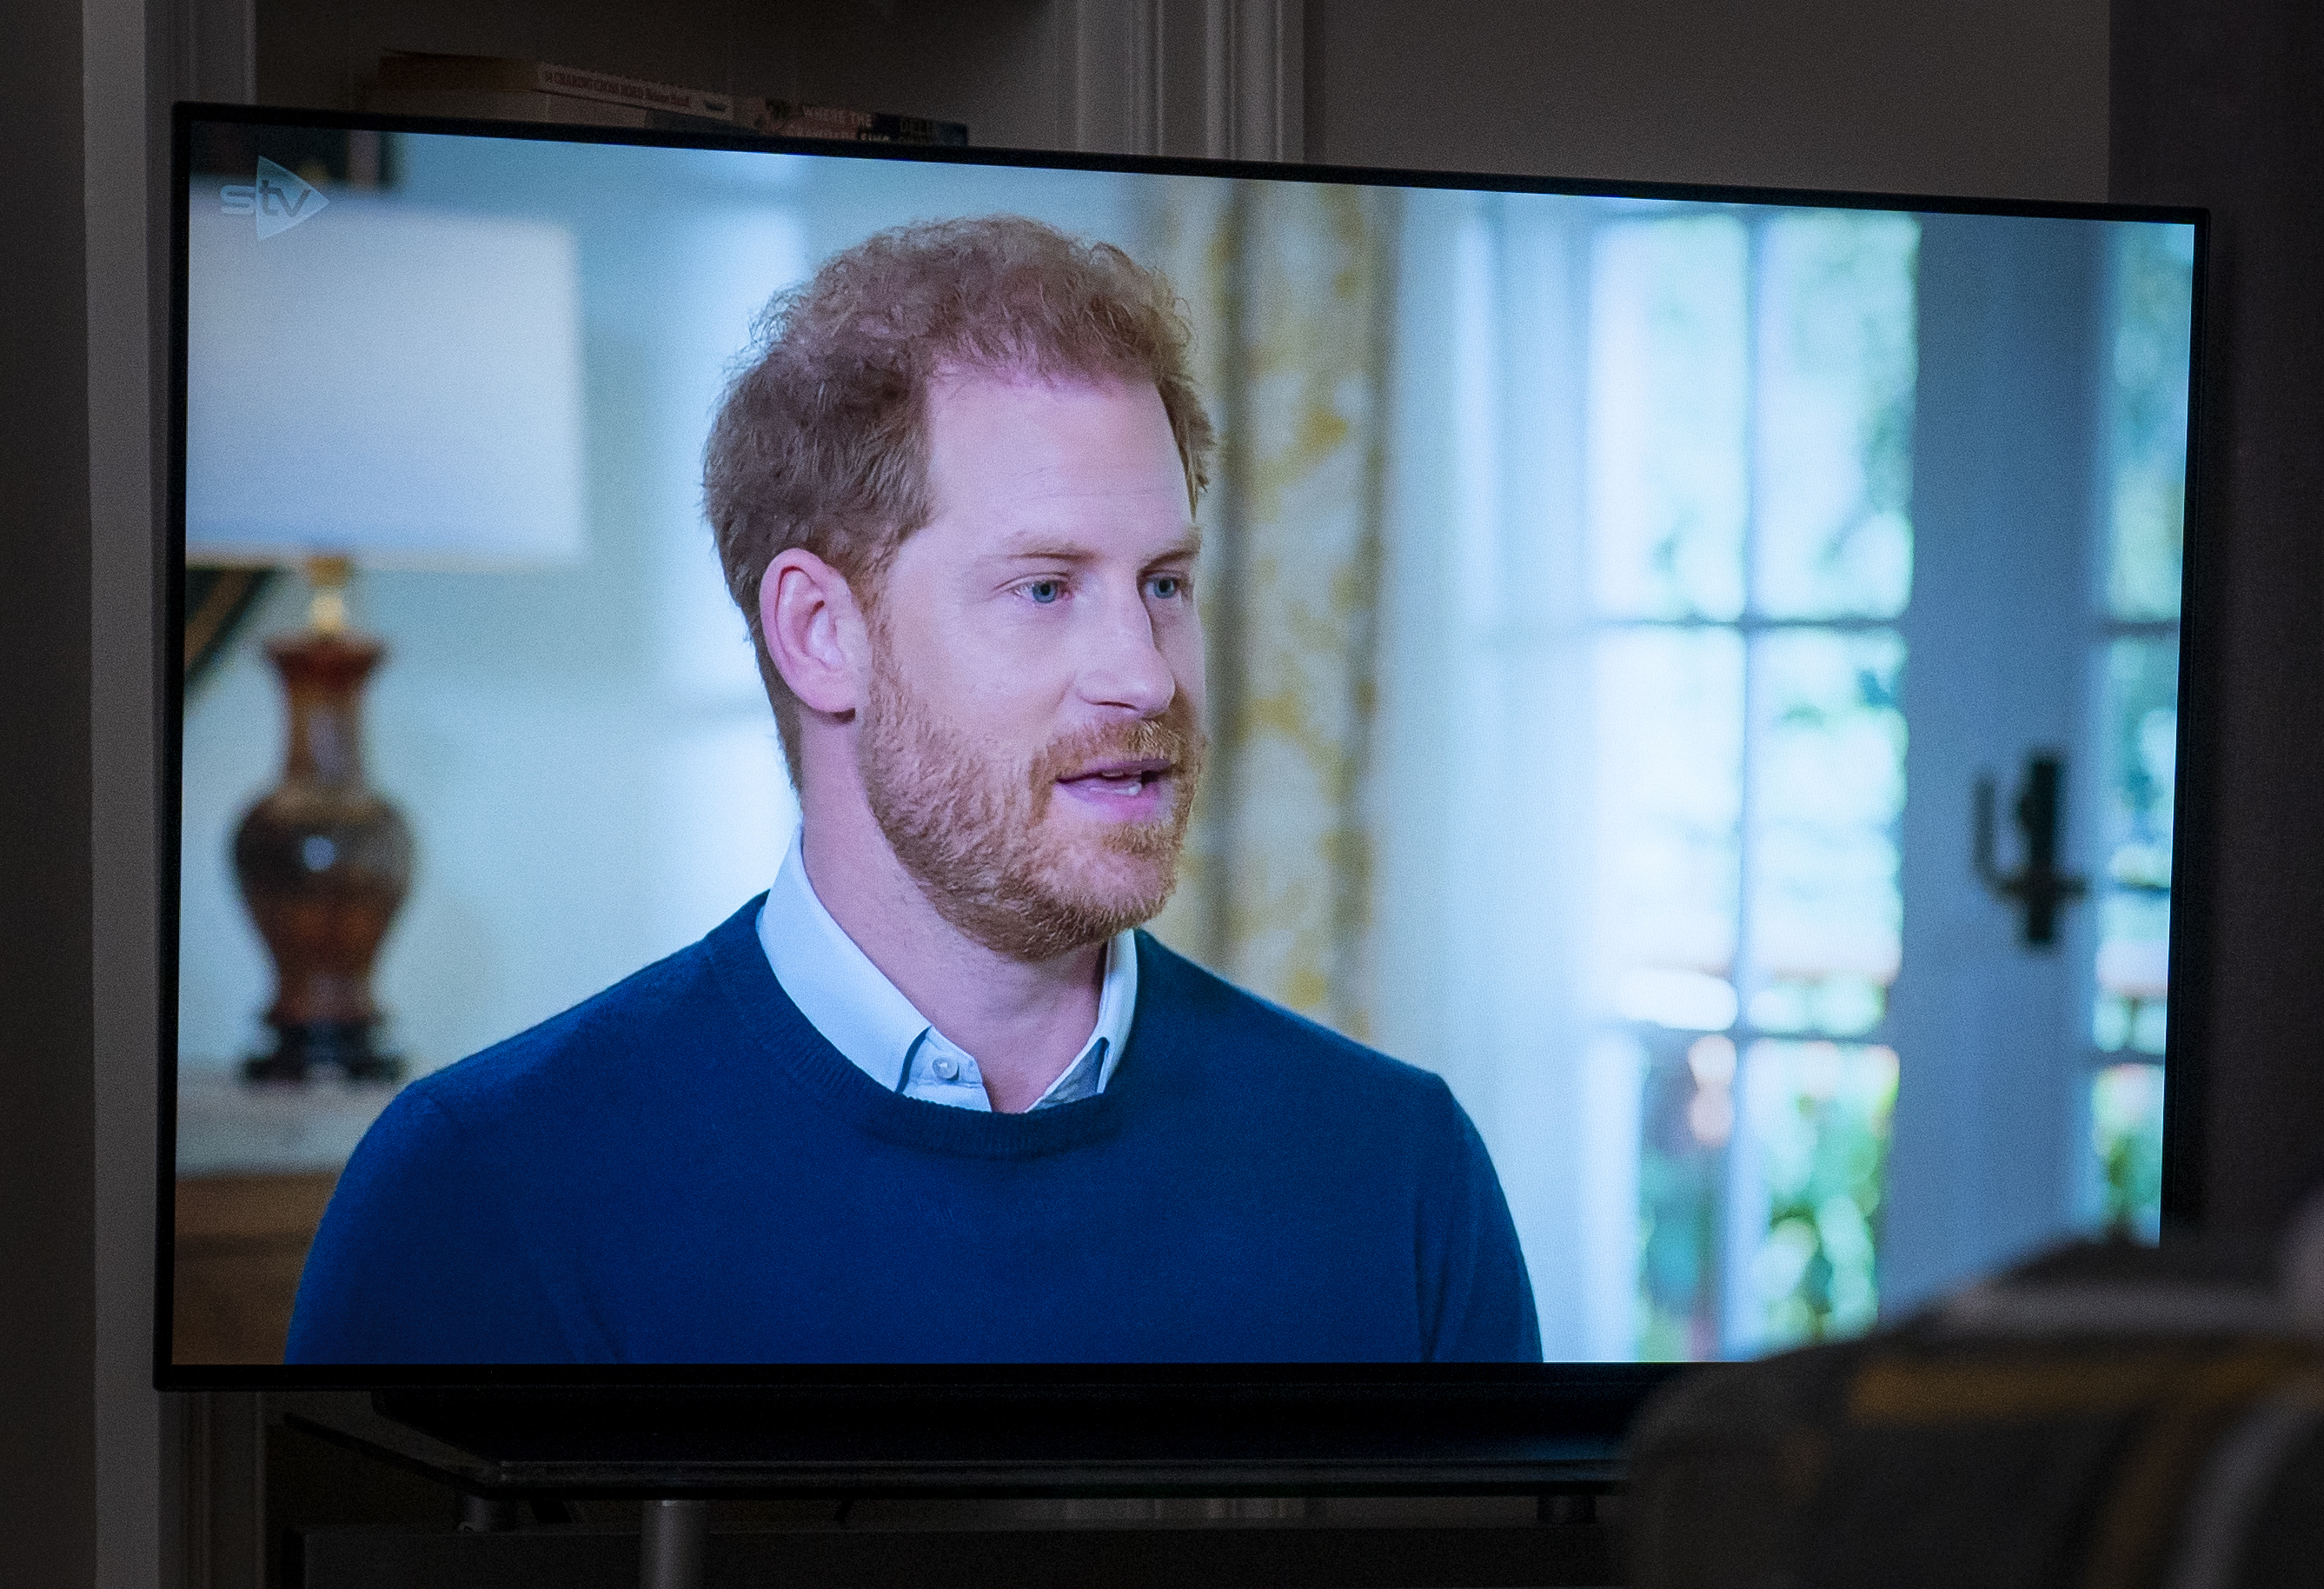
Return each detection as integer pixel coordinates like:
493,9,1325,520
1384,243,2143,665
1367,190,1638,1361
1145,179,1641,1360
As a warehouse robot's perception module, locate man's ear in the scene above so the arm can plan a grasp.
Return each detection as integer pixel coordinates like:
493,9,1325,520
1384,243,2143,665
760,547,870,718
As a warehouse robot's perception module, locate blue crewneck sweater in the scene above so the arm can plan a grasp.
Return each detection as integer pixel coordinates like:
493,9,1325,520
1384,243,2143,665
288,900,1541,1364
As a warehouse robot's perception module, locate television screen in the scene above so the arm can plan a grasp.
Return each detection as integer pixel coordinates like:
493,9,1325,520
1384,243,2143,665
165,110,2199,1376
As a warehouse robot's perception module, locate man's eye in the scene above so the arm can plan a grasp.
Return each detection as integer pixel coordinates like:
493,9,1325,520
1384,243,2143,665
1024,579,1064,604
1147,575,1184,600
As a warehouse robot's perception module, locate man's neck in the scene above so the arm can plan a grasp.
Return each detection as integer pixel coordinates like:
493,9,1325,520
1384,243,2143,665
797,788,1105,1114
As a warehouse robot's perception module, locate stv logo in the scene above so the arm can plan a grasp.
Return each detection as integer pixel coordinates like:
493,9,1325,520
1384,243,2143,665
219,156,329,238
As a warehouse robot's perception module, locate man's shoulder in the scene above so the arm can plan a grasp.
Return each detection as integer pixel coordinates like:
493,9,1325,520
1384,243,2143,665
400,896,771,1130
1131,930,1457,1113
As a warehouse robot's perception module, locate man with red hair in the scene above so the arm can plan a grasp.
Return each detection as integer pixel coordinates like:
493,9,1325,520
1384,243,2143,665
290,216,1538,1364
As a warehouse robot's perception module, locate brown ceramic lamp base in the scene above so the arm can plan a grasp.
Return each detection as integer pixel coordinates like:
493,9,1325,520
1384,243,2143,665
234,589,413,1086
243,1020,402,1083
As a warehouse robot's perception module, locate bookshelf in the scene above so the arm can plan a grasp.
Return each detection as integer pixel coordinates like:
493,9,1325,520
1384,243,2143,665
207,0,1304,163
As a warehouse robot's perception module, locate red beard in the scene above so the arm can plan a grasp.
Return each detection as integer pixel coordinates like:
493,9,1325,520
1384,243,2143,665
858,643,1206,962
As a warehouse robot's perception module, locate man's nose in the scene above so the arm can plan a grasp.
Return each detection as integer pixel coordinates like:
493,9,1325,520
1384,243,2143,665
1078,587,1176,715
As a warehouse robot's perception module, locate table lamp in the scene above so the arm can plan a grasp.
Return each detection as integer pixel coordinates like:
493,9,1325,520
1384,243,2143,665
186,195,585,1082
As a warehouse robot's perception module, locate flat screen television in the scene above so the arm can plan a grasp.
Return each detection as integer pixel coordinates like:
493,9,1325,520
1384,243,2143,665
159,102,2203,1471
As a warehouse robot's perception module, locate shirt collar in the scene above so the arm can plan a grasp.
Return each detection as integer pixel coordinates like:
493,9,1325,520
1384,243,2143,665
755,829,1135,1111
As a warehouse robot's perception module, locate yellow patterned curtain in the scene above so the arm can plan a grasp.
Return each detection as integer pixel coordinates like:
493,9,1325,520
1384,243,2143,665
1143,180,1399,1041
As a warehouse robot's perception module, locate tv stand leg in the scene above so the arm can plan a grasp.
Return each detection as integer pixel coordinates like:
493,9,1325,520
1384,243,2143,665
458,1493,523,1532
641,1498,707,1589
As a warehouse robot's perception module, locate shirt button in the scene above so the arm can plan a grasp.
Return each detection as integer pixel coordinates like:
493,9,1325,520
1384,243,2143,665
933,1057,959,1080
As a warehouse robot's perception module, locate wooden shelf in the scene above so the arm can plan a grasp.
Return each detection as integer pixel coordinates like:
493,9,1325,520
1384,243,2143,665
174,1171,339,1366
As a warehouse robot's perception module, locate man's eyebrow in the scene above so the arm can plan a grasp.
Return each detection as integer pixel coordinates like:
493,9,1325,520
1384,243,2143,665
980,527,1205,564
1152,527,1205,562
982,542,1099,565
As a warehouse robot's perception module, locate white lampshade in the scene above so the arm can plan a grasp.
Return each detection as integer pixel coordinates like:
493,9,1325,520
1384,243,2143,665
185,195,586,568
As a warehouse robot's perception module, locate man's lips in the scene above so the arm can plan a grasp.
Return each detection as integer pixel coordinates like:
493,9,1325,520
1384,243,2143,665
1060,757,1174,785
1054,758,1176,804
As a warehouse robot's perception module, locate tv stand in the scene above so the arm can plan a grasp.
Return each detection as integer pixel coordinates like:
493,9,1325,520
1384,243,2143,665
349,1380,1634,1490
281,1389,1631,1589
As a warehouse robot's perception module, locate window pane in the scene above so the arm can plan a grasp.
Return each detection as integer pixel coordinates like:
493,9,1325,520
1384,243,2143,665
1745,630,1906,1002
1598,628,1742,1363
1739,1040,1898,1351
1595,628,1745,990
2092,1060,2165,1240
1754,212,1919,620
2094,639,2175,1057
1587,215,1749,620
2108,223,2195,622
1638,1029,1736,1361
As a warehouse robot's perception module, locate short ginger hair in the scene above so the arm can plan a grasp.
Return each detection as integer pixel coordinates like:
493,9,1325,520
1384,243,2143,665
702,214,1216,786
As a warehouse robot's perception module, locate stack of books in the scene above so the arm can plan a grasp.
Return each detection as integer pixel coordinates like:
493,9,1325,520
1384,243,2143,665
368,52,969,145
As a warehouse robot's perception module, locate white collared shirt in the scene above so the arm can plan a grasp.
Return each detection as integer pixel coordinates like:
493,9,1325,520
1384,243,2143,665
754,830,1136,1112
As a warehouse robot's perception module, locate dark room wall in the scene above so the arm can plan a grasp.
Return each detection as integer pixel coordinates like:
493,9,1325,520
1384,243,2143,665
1308,0,2110,200
2113,2,2324,1232
1,0,98,1574
10,1,169,1582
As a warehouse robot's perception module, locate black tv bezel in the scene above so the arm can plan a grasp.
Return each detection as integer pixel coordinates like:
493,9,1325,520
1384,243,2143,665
157,102,2211,1419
